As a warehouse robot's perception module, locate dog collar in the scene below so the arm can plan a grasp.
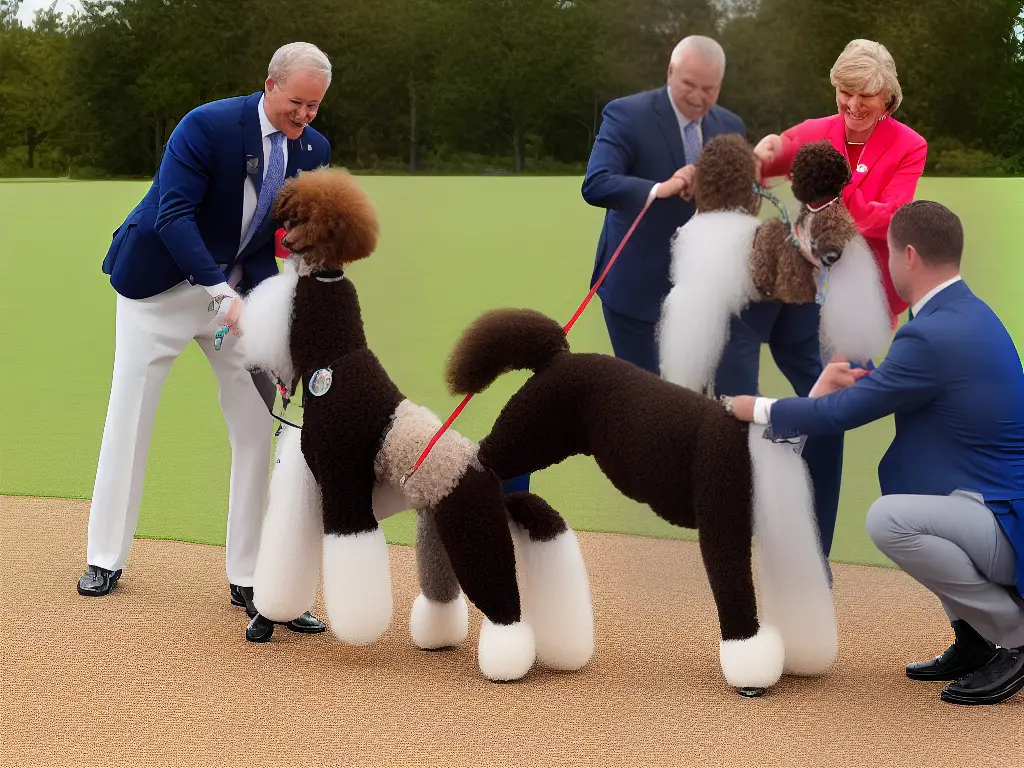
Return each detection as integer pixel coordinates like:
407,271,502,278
312,268,345,282
806,197,839,213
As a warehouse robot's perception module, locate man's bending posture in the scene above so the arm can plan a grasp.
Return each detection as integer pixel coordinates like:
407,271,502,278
724,200,1024,706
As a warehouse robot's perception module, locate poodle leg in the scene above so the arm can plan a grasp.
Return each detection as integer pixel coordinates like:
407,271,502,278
505,492,595,671
434,466,535,682
318,461,393,646
410,510,469,650
747,425,837,675
694,431,784,694
252,425,324,623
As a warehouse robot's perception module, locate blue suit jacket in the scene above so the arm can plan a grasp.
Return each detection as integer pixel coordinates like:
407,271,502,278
769,280,1024,597
102,91,331,299
581,87,746,323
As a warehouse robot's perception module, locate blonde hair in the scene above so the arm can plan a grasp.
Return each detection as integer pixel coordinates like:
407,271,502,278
829,39,902,113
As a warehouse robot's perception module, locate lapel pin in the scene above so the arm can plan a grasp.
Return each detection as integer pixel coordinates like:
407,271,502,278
246,155,260,175
856,163,868,173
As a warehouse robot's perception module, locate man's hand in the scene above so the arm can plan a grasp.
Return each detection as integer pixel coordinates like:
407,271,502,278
809,356,870,398
725,395,756,422
674,164,698,201
225,298,243,336
655,173,686,199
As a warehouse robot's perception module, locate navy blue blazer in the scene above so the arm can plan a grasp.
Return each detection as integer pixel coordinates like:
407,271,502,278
581,87,746,323
102,91,331,299
768,280,1024,598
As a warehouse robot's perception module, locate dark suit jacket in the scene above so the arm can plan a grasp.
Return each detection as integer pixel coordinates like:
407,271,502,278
769,280,1024,598
581,87,746,323
102,91,331,299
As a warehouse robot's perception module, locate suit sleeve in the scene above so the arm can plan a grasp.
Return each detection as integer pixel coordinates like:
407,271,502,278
768,323,942,436
581,100,659,211
845,139,927,241
154,110,234,297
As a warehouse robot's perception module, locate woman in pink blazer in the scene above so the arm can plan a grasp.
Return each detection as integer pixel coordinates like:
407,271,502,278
754,39,928,324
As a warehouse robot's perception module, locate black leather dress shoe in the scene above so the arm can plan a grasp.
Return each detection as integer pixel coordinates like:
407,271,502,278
230,584,327,636
906,619,999,681
246,613,275,642
941,647,1024,705
77,565,122,596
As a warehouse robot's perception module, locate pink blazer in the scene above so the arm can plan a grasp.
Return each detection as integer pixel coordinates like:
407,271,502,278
760,113,928,319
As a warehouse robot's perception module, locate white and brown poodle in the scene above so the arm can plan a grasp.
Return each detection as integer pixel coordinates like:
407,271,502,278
234,167,595,682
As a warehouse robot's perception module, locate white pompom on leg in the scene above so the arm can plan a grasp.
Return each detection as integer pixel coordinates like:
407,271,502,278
477,618,537,682
719,625,785,690
322,528,393,645
252,425,324,622
410,592,469,649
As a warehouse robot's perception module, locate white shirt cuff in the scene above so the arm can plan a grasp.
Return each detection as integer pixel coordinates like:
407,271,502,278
650,182,660,200
203,281,237,299
753,397,777,426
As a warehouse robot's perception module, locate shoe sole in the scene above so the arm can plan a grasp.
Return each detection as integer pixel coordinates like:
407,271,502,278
285,623,326,634
940,674,1024,706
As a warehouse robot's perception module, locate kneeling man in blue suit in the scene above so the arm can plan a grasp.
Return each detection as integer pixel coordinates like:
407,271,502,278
724,200,1024,706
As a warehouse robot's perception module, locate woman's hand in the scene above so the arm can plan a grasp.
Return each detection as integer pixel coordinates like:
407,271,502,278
753,134,783,182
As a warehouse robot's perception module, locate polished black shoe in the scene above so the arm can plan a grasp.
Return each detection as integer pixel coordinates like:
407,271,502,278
906,619,999,681
285,612,326,634
77,565,122,596
941,647,1024,705
230,584,326,634
229,584,257,618
246,613,275,643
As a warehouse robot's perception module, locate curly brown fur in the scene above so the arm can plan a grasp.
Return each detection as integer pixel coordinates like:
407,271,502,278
790,140,851,206
272,166,380,272
447,309,760,643
750,220,817,304
694,134,761,214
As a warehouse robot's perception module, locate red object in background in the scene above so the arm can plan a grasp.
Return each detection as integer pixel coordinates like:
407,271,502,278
274,227,288,259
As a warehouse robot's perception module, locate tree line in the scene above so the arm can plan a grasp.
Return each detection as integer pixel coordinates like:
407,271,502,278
1,0,1022,178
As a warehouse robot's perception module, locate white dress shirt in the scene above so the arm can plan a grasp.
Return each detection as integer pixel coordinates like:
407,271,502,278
649,86,704,200
752,275,963,425
205,94,287,300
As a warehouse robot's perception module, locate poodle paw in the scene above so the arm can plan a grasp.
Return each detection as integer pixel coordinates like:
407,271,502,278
719,625,785,691
477,618,536,682
410,593,469,650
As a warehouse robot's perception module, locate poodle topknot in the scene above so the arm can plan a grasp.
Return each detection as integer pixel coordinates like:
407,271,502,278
695,134,761,214
790,140,852,206
271,166,380,271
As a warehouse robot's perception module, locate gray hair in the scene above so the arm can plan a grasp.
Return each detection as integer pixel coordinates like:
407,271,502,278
670,35,726,72
268,42,332,87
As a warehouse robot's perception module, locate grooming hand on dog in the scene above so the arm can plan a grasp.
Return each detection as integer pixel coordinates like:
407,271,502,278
234,167,595,683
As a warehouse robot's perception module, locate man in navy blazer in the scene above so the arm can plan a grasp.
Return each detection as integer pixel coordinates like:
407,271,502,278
725,200,1024,706
78,43,332,638
576,35,843,564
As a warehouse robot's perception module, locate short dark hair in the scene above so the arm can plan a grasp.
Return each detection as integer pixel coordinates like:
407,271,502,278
888,200,963,267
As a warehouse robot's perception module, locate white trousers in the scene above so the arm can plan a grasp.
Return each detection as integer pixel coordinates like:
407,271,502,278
86,280,274,586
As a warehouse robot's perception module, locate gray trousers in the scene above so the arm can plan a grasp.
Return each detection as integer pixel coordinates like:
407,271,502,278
867,489,1024,649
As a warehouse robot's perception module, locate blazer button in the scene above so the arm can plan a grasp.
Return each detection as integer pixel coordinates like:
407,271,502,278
188,275,196,285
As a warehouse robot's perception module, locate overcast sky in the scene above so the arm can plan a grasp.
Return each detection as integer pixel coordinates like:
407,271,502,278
16,0,78,24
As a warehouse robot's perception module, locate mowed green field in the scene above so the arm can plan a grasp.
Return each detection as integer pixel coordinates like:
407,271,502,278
1,175,1022,566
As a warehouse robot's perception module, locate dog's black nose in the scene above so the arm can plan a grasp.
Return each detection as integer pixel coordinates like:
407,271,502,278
818,249,841,267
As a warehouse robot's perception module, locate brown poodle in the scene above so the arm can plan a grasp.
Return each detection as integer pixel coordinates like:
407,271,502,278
444,306,838,696
657,135,891,394
234,167,595,682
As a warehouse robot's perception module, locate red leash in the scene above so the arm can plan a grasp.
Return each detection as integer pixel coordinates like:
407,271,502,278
401,188,658,487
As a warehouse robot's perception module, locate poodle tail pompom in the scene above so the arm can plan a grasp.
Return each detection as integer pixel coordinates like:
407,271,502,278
747,426,837,676
444,308,569,395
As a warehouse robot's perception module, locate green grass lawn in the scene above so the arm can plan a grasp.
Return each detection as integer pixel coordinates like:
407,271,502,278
1,175,1022,566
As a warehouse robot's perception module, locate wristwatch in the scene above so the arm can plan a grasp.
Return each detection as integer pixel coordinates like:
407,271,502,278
718,395,734,415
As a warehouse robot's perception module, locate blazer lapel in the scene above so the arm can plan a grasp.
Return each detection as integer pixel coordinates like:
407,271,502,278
846,116,895,197
653,88,685,170
240,91,265,201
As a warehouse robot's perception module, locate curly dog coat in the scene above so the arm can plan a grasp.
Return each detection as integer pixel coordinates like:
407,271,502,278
445,307,838,696
236,167,595,682
657,135,891,394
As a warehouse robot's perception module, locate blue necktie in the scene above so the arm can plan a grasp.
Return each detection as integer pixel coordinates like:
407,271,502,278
683,120,702,165
240,131,285,253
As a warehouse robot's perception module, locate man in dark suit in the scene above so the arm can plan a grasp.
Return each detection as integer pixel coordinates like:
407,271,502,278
578,35,842,565
78,42,332,637
724,200,1024,706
